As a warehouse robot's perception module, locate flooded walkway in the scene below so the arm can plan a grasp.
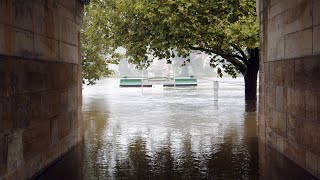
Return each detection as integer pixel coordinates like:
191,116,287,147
36,78,317,180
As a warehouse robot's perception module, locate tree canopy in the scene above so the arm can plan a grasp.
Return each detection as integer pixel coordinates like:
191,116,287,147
81,0,259,93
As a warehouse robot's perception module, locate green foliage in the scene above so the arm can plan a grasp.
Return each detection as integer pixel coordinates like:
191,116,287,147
105,0,259,78
81,1,120,85
81,0,259,84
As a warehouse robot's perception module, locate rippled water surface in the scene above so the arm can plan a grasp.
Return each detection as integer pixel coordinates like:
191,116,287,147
82,78,256,179
37,78,318,180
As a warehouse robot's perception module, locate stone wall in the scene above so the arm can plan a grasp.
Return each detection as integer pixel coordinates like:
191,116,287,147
0,0,83,179
257,0,320,178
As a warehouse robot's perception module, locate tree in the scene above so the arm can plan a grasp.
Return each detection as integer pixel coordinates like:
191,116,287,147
82,0,259,100
81,1,120,85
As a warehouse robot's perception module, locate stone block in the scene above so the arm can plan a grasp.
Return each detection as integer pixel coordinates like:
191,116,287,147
0,136,8,177
22,121,51,160
0,1,12,24
284,139,306,167
72,64,78,85
57,3,75,21
268,109,287,137
0,98,12,133
265,83,276,108
294,57,320,91
57,113,71,140
283,60,295,87
284,1,312,35
59,16,77,46
12,0,34,31
286,88,305,118
75,0,84,17
42,91,60,119
306,151,318,176
34,35,58,61
285,28,313,59
6,131,23,172
50,116,58,146
305,91,317,121
12,93,44,128
49,62,73,89
59,42,78,64
33,3,59,40
60,90,68,113
23,60,50,93
303,119,320,155
275,86,286,112
276,135,284,153
58,0,75,14
313,25,320,55
0,25,16,56
314,0,320,26
267,13,285,61
2,25,45,60
68,86,78,112
287,115,304,145
15,29,34,58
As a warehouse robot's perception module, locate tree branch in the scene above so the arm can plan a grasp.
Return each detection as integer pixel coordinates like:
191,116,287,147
230,43,248,65
190,45,246,74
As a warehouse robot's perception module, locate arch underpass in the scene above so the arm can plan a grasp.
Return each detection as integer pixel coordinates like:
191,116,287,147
0,0,319,179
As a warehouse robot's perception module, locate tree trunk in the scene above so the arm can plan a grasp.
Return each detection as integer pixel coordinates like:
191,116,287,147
244,48,259,101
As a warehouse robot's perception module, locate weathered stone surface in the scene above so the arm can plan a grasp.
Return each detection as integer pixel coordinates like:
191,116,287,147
59,42,78,64
314,0,320,26
267,13,285,61
284,139,306,168
6,131,23,173
287,115,304,145
276,135,284,153
305,91,317,121
259,0,320,177
284,1,312,35
0,0,83,179
285,28,313,59
33,3,59,39
68,86,78,112
57,113,71,140
23,121,51,160
0,136,8,177
268,109,287,137
275,86,285,112
0,98,12,133
303,119,320,155
34,35,58,61
286,88,305,118
265,83,276,108
306,151,318,176
59,16,77,46
294,57,320,91
313,25,320,55
58,0,75,15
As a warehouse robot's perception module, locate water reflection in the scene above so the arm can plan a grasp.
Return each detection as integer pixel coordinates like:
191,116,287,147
36,78,318,179
81,78,260,179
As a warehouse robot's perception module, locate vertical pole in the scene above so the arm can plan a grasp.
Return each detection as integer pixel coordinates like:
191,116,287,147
213,80,219,101
173,69,176,88
141,69,144,94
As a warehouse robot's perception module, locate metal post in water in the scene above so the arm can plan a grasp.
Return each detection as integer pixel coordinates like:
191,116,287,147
213,81,219,101
141,69,144,94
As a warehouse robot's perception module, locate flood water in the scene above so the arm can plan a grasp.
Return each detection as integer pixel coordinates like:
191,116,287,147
36,78,318,180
